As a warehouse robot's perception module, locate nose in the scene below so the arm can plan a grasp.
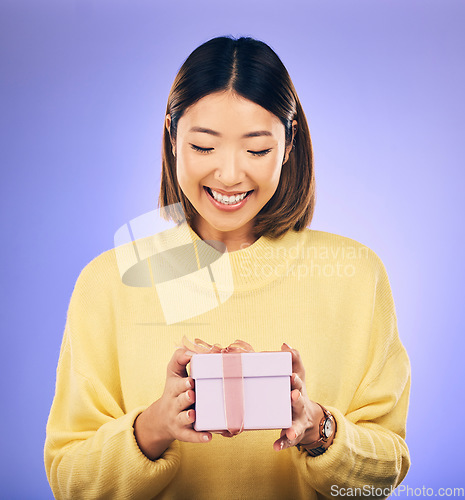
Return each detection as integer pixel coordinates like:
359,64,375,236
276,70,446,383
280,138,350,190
213,152,245,186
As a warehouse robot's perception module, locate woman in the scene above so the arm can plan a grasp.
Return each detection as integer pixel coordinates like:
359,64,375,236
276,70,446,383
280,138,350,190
45,35,411,499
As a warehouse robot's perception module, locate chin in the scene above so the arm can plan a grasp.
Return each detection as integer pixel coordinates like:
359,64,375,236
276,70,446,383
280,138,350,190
195,213,254,236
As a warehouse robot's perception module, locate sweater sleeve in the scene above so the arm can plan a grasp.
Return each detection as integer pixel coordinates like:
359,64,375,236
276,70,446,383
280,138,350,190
292,254,411,500
44,254,181,499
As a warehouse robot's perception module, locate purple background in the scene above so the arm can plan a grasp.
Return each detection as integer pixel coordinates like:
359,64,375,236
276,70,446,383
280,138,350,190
1,1,464,498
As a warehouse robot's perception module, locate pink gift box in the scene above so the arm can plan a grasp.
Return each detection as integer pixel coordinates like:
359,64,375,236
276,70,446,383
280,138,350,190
190,351,292,431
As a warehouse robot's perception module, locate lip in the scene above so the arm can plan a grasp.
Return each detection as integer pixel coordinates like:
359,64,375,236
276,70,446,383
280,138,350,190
203,186,253,212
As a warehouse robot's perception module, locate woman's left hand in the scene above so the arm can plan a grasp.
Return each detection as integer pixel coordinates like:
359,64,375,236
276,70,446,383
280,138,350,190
273,343,325,451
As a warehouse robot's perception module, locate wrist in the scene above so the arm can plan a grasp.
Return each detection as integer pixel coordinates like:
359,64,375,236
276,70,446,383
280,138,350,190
297,403,337,457
300,403,324,445
133,403,174,461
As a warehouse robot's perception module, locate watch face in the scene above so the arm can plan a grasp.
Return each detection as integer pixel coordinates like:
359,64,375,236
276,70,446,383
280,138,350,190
323,418,333,438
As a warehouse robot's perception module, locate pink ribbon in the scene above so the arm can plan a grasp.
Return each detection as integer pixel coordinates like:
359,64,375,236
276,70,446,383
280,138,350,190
182,336,255,435
221,352,244,434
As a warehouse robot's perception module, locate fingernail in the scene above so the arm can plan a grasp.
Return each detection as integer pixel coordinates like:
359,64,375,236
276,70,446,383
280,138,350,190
283,342,293,349
202,434,210,442
185,350,196,356
186,379,192,389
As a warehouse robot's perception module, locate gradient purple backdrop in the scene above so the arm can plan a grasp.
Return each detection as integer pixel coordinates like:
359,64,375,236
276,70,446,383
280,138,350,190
1,1,464,498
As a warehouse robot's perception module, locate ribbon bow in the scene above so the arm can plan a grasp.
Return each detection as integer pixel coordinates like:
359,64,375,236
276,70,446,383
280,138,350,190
182,336,255,354
182,336,255,435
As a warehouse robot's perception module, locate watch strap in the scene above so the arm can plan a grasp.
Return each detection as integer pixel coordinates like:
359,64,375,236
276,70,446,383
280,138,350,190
299,444,327,456
296,403,336,456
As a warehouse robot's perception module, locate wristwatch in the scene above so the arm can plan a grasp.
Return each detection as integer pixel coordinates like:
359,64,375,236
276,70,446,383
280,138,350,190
296,403,336,457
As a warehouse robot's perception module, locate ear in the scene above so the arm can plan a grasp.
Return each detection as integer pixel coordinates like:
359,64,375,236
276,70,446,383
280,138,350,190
165,114,176,156
283,120,298,165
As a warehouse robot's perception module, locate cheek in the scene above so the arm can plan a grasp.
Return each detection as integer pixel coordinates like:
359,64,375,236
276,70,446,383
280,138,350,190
256,159,283,188
176,156,204,189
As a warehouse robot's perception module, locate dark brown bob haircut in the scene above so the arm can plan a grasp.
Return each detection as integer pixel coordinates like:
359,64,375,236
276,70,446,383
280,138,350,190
158,35,315,239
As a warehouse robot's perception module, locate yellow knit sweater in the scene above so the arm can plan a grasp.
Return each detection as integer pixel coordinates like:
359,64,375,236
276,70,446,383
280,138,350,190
44,222,411,499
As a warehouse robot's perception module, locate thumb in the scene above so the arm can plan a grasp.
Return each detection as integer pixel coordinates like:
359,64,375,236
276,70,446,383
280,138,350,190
167,348,194,378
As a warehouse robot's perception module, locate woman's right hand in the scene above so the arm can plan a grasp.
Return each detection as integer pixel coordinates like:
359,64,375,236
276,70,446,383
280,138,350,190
133,347,212,460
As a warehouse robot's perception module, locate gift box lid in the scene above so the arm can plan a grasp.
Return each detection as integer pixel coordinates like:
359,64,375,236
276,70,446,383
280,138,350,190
190,352,292,379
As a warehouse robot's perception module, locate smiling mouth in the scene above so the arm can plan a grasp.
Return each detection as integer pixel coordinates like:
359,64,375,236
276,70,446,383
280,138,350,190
204,186,254,205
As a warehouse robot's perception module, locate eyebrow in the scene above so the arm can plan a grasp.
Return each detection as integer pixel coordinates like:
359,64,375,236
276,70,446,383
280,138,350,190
188,126,273,138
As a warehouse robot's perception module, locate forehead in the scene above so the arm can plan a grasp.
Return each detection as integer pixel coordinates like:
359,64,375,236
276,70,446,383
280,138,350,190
178,91,284,138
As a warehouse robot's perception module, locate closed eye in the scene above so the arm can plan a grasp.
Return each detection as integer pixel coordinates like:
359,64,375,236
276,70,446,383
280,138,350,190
249,149,272,157
190,144,272,157
190,144,214,154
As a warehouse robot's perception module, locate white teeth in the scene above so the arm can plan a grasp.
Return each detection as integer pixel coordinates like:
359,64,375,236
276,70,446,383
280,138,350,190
209,188,249,205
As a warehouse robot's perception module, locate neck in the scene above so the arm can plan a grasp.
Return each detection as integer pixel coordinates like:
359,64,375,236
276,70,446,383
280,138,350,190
192,216,258,253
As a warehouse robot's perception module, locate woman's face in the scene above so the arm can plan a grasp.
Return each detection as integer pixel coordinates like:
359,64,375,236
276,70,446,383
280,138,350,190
166,91,296,248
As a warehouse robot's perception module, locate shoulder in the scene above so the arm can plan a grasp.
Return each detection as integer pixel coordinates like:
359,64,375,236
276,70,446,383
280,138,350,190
72,222,203,295
297,228,391,284
298,229,401,342
301,227,372,253
70,246,122,303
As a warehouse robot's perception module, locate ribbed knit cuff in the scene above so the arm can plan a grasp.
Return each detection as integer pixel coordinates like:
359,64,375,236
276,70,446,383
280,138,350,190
292,405,350,494
105,406,182,497
128,406,180,463
292,404,408,498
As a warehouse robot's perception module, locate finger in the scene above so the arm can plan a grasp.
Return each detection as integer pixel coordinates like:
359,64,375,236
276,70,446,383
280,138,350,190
273,430,293,451
291,373,304,393
291,389,305,414
167,348,193,378
218,430,236,438
178,408,196,427
275,426,302,451
273,392,308,452
176,426,212,444
176,388,195,412
290,392,312,438
290,372,309,404
174,409,212,444
281,343,305,380
169,376,194,398
273,430,285,451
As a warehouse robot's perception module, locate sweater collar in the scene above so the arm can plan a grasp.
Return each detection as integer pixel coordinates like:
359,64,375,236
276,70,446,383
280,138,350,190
168,221,308,292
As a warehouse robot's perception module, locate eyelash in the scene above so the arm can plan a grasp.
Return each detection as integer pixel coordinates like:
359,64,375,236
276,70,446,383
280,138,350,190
190,144,272,157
